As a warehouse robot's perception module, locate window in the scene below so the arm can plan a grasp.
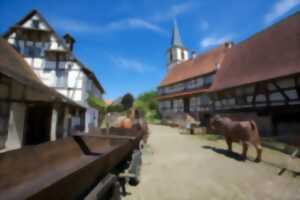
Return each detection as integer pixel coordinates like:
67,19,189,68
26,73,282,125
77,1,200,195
196,77,204,87
56,70,68,88
67,63,73,70
236,96,247,105
24,45,42,57
200,95,210,106
160,101,172,111
173,99,183,112
181,51,185,60
203,75,213,86
32,19,40,29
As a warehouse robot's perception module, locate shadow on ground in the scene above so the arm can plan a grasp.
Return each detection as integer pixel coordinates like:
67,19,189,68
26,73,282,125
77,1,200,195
202,145,245,162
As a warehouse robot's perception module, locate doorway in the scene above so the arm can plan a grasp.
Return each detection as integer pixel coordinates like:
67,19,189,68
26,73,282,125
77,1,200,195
23,104,52,145
183,98,190,113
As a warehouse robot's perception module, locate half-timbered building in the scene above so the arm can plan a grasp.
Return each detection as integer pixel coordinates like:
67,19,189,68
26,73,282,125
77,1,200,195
157,21,231,125
3,10,104,133
158,12,300,136
0,38,84,152
209,11,300,136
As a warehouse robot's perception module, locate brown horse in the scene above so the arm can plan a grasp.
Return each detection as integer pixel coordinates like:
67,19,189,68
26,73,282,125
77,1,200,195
210,115,262,162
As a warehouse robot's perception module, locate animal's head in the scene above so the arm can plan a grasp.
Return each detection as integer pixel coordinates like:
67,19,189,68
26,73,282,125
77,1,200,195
209,115,224,131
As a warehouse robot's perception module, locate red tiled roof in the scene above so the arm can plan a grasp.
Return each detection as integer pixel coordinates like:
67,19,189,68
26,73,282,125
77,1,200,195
159,45,228,87
157,88,209,100
104,99,113,105
210,11,300,92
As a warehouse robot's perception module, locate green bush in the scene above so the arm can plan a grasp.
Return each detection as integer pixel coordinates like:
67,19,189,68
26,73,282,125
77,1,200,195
107,104,124,113
134,91,160,123
88,95,106,112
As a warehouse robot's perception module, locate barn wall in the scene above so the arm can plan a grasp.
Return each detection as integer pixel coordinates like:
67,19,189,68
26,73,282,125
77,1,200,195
218,112,273,137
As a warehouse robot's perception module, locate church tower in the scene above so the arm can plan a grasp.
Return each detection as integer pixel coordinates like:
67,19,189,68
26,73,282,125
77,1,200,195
167,20,189,70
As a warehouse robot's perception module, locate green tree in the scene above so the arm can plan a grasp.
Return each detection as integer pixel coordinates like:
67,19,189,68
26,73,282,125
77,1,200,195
134,91,160,123
121,93,134,110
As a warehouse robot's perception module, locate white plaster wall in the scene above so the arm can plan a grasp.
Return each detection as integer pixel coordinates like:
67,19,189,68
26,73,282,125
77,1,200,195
84,108,99,132
22,14,49,30
50,108,58,141
49,36,65,50
68,70,83,88
175,48,188,61
34,58,44,69
6,103,26,151
57,89,68,97
72,62,82,70
69,90,83,102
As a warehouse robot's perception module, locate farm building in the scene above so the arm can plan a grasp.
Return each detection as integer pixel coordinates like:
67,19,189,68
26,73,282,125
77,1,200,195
2,10,104,133
0,38,84,152
158,11,300,136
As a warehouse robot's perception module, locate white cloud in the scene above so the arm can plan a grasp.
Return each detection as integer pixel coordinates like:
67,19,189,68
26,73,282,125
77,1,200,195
200,34,234,48
152,2,195,22
52,17,166,35
52,19,99,33
265,0,300,23
111,56,154,73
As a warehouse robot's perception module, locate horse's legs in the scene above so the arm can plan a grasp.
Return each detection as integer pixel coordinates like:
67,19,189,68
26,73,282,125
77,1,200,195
226,137,232,152
254,143,262,162
242,142,248,160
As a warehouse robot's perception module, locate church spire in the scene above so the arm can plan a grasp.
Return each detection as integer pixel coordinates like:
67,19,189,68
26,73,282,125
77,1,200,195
171,20,183,47
167,20,189,70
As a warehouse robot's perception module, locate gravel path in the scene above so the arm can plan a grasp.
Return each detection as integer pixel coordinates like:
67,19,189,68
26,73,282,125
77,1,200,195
125,124,300,200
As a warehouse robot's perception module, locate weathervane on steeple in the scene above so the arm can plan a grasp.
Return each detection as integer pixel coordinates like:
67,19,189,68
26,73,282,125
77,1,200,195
167,19,189,70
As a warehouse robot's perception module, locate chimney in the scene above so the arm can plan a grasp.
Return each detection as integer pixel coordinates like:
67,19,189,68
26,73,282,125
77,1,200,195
191,50,197,59
63,33,75,51
214,63,221,71
224,41,234,48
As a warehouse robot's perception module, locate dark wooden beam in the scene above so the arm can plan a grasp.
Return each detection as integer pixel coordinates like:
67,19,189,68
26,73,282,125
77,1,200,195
252,84,258,106
265,83,270,107
0,98,60,105
272,81,289,104
295,77,300,98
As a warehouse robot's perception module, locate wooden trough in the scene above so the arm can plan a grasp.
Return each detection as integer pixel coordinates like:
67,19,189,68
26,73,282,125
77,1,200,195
0,128,146,200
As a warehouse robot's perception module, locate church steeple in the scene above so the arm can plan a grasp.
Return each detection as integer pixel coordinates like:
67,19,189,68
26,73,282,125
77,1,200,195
171,20,183,47
167,20,189,70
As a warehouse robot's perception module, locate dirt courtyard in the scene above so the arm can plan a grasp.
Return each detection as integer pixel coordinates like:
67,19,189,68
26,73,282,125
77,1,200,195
125,124,300,200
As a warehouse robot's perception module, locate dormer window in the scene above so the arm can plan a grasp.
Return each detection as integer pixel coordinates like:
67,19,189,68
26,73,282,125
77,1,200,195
67,63,73,70
32,19,40,29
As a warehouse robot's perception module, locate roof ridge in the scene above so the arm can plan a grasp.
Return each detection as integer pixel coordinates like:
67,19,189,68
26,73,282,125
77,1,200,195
234,10,300,48
169,44,227,71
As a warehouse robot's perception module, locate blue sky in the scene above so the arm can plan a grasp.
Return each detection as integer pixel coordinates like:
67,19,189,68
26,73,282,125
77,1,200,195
1,0,300,100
